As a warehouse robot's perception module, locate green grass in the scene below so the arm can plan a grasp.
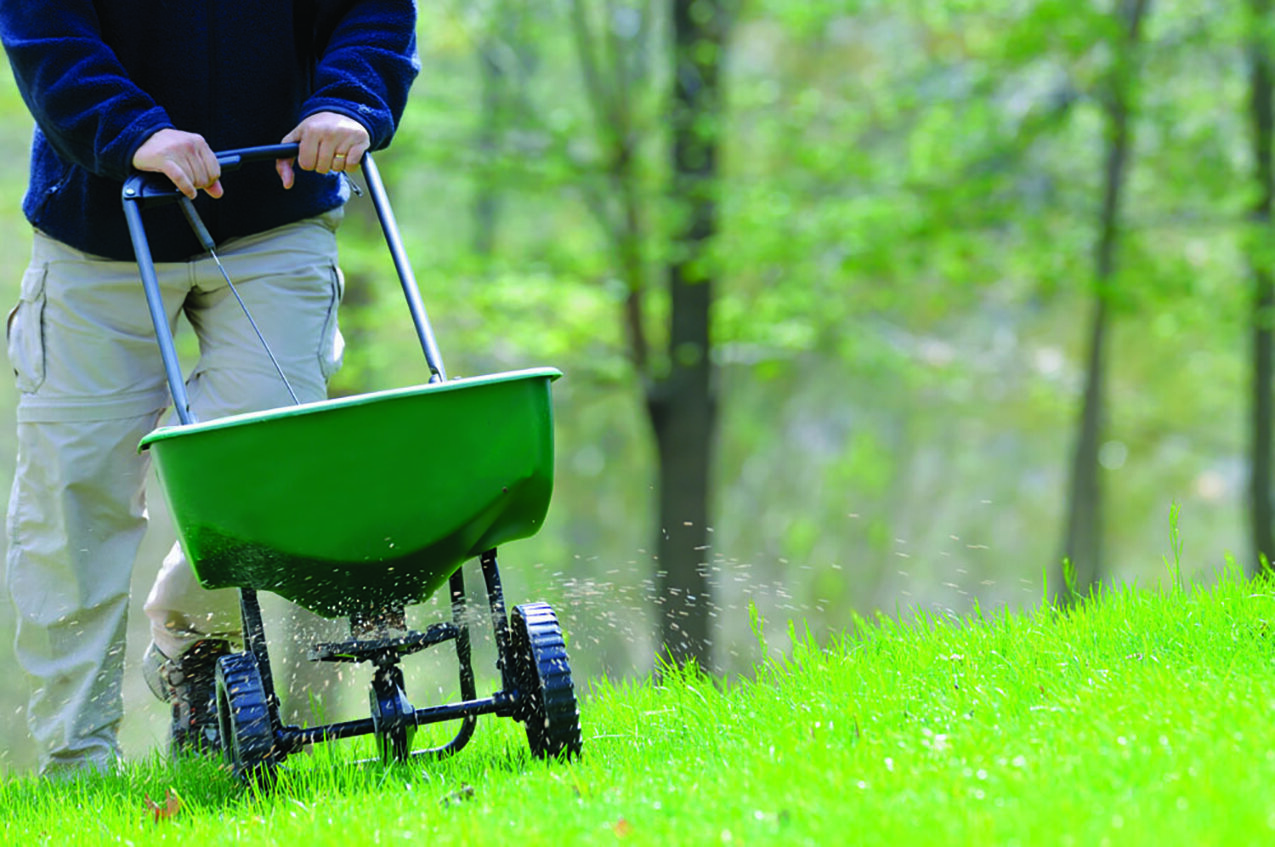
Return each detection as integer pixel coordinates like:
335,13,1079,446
5,568,1275,845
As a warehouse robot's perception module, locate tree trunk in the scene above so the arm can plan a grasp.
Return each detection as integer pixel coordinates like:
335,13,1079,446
1055,0,1150,602
1060,296,1110,598
1249,0,1275,576
651,0,726,669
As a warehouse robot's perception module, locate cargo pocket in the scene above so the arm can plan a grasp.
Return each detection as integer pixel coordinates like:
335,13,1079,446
317,263,345,381
6,265,47,394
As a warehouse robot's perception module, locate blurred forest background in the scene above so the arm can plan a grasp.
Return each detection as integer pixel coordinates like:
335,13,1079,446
0,0,1268,770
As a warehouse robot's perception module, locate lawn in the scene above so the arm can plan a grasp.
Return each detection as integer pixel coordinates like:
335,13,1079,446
4,565,1275,846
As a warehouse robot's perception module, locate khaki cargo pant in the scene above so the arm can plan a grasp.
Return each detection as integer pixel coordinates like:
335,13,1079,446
5,210,344,775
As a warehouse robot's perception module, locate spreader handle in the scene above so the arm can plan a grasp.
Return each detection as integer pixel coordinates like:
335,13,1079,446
122,144,307,424
123,143,448,426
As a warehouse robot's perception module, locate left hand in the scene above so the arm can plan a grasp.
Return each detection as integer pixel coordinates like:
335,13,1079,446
276,112,371,189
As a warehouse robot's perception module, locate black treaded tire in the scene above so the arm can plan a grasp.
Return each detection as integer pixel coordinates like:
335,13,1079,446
215,652,279,786
510,602,583,760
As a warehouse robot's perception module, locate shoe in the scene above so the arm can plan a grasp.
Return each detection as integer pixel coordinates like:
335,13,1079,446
143,639,231,754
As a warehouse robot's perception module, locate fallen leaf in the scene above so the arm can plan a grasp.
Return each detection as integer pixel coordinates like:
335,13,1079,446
144,789,182,824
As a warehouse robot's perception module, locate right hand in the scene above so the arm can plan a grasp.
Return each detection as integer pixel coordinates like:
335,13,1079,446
131,129,223,199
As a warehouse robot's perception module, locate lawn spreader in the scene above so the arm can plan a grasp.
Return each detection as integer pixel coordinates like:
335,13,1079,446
121,144,582,785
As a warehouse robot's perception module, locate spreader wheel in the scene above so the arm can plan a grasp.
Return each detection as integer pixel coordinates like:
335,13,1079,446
510,602,583,759
215,652,279,785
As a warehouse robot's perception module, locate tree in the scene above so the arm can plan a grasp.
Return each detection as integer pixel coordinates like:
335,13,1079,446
564,0,729,668
651,0,729,668
1055,0,1153,601
1248,0,1275,576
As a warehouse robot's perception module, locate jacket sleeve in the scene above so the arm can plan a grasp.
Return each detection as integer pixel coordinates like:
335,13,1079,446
302,0,420,150
0,2,172,181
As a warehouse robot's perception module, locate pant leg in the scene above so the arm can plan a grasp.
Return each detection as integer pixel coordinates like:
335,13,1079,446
5,233,189,775
144,210,345,658
8,414,158,775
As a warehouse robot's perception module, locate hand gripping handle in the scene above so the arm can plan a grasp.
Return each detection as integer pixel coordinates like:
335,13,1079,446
121,143,303,209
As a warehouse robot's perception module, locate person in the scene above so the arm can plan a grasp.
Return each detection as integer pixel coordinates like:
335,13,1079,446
0,1,419,777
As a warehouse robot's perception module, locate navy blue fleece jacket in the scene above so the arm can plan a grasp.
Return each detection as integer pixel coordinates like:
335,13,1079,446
0,1,418,261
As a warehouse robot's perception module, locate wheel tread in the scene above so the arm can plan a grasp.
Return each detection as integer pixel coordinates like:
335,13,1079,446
215,653,280,786
510,603,583,759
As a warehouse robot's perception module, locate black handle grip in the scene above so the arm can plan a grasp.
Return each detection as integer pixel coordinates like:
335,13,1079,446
216,143,301,171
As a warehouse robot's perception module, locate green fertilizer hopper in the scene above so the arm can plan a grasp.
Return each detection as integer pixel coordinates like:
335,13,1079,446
140,369,560,618
124,145,582,785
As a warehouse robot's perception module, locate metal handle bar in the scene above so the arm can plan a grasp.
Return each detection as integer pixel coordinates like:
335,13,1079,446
360,153,447,385
216,143,301,170
122,144,447,426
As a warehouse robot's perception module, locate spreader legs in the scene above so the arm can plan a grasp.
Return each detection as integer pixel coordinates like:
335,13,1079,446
213,549,582,784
